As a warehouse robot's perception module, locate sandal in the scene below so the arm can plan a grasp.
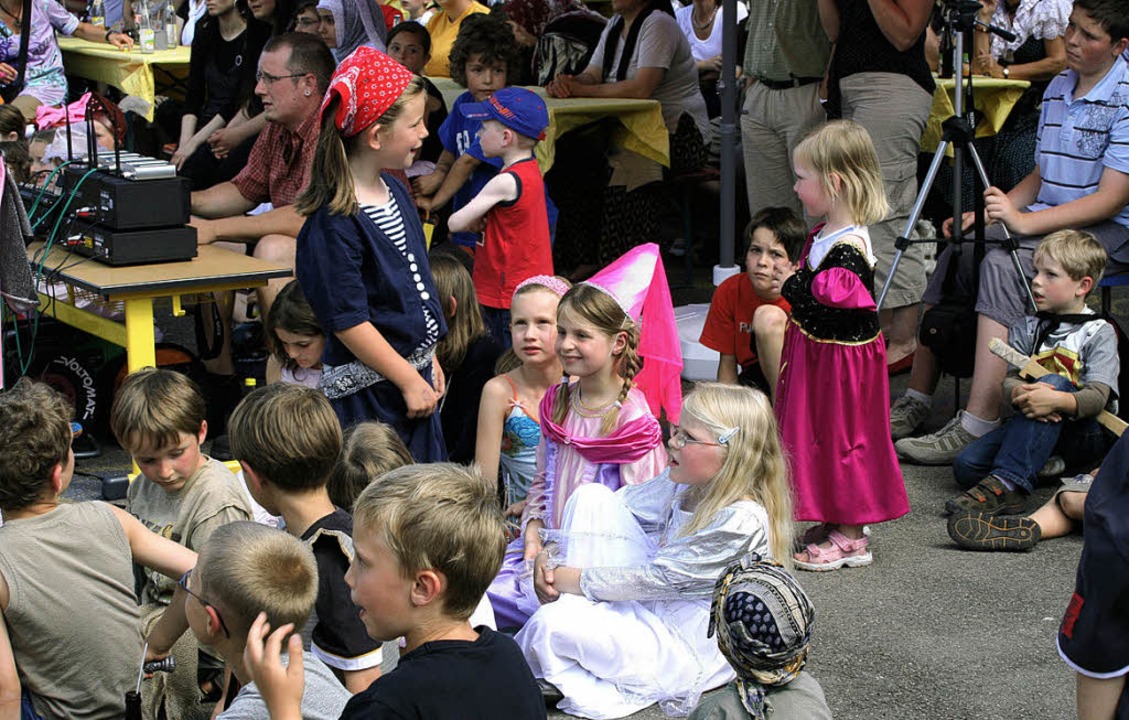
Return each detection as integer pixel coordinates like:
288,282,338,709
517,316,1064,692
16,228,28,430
794,530,873,572
794,523,834,552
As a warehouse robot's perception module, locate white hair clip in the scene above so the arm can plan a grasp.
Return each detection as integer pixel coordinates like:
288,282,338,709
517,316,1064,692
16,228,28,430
718,427,740,445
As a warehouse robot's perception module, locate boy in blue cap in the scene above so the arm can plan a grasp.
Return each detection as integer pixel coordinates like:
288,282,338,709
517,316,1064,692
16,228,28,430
449,86,554,348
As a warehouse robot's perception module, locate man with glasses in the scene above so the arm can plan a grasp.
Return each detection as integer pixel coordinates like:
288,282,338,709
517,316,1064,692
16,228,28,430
190,32,334,320
188,33,334,389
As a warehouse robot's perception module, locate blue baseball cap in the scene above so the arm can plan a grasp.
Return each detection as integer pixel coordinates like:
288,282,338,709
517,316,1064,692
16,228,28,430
460,87,549,141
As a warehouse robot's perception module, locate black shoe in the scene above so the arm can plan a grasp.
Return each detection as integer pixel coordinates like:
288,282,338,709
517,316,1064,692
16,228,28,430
537,678,563,706
947,511,1041,552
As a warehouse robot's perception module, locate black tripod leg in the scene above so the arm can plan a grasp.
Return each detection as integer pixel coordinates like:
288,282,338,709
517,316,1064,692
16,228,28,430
965,143,1038,313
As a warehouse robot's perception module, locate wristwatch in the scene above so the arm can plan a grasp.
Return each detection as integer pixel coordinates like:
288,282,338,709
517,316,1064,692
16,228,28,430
1002,66,1010,79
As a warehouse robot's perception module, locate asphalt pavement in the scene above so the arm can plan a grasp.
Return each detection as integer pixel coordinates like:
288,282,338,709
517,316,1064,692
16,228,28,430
58,286,1087,720
544,372,1082,720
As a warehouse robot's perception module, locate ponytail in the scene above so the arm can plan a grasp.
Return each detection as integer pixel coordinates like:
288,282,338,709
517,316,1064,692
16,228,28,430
294,96,358,217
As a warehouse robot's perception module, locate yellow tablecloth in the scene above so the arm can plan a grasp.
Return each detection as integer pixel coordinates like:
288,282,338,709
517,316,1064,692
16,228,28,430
58,36,191,121
432,78,670,171
921,75,1030,155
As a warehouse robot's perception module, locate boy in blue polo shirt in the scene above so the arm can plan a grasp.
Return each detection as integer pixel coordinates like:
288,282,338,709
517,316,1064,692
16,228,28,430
893,0,1129,465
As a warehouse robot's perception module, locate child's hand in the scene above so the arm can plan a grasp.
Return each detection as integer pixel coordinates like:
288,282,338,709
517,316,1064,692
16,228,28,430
244,613,304,720
504,499,527,518
401,375,440,418
533,552,561,604
412,171,444,198
1014,382,1066,421
432,356,446,398
522,519,544,560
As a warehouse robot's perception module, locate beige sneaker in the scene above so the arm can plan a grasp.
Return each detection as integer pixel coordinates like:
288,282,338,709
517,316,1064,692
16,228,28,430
889,395,931,440
895,411,977,465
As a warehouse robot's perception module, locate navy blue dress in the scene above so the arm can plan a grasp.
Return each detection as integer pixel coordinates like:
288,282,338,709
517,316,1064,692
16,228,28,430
296,175,448,462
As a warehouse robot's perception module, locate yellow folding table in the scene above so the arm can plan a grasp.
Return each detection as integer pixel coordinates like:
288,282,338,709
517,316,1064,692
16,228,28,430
58,36,192,121
27,243,291,374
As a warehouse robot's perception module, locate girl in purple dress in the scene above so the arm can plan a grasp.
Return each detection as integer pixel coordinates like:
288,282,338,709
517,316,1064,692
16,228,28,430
487,244,677,628
777,120,909,571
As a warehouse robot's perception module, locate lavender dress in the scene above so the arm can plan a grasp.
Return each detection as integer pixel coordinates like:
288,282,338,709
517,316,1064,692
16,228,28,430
0,0,79,108
487,383,668,629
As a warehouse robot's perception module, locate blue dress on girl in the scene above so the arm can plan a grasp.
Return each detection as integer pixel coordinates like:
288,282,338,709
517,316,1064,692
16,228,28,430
499,376,541,508
297,174,448,462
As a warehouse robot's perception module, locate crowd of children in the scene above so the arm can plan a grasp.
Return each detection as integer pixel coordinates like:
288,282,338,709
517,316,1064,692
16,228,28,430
8,0,1129,716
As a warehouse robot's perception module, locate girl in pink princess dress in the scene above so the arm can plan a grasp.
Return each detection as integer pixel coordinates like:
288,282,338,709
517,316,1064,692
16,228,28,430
776,120,909,571
487,244,680,628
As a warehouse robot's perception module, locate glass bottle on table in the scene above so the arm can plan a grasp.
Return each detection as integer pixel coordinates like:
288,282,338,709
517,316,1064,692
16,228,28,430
164,0,178,47
136,0,156,53
89,0,105,28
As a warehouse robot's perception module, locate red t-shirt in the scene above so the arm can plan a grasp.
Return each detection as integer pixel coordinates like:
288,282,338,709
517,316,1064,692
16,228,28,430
699,272,791,371
475,157,553,309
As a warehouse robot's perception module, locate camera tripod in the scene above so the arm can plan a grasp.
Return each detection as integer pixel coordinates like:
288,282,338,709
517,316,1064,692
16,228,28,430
876,0,1036,313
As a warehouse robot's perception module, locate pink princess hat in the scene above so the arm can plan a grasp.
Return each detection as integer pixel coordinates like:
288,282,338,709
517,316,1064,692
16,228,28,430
583,243,683,423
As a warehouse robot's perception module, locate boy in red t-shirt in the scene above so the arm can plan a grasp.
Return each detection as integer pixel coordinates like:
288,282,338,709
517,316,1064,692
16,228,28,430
699,207,806,399
448,87,552,349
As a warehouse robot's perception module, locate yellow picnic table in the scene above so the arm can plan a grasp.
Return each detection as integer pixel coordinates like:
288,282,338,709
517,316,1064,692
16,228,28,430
922,75,1031,155
58,36,191,121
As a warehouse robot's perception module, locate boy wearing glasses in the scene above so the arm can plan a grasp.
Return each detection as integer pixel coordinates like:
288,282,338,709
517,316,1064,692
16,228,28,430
0,379,196,719
182,522,350,719
228,384,383,693
111,369,252,719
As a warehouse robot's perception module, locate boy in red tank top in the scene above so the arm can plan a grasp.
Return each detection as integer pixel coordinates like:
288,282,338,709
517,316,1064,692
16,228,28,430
449,87,552,348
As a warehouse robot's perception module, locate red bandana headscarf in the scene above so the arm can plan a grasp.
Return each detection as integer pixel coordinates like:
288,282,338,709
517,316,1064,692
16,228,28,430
321,46,414,138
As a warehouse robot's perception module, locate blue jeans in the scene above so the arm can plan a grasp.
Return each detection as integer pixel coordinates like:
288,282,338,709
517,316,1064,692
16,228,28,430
21,689,43,720
481,306,512,350
953,374,1110,492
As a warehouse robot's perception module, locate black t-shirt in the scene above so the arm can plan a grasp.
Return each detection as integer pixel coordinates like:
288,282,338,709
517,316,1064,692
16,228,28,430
300,509,382,672
341,627,546,719
440,333,502,464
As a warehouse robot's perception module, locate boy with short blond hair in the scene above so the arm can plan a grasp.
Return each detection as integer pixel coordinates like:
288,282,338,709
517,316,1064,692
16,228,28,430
0,379,196,719
448,86,553,346
112,368,252,719
945,230,1118,523
228,383,382,693
186,522,350,719
245,463,545,719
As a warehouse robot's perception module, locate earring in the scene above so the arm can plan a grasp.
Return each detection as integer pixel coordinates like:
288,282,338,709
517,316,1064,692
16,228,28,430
304,90,312,96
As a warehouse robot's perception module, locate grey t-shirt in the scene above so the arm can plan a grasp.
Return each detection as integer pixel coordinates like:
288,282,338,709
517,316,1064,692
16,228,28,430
129,456,252,606
588,11,711,144
0,502,143,720
219,652,351,720
1004,309,1120,417
688,673,833,720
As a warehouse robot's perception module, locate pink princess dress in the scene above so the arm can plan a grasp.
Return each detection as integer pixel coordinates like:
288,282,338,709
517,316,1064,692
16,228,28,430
486,383,669,629
775,225,909,526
